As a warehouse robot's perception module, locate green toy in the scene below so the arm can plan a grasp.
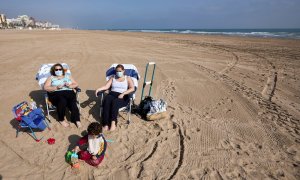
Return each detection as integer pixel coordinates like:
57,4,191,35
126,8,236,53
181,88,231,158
65,151,80,169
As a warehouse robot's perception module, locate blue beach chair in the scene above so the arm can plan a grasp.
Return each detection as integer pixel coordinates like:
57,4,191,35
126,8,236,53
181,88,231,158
12,101,50,142
97,64,140,124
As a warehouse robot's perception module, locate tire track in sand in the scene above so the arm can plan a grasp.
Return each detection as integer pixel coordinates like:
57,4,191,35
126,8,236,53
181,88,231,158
190,61,299,145
197,40,277,102
208,44,278,102
159,80,186,180
158,69,295,179
137,142,159,178
156,37,277,102
217,47,239,74
167,122,185,180
159,78,232,178
200,42,278,102
251,53,278,102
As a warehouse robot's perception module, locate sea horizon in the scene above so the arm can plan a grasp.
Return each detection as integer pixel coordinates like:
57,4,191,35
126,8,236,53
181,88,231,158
84,28,300,39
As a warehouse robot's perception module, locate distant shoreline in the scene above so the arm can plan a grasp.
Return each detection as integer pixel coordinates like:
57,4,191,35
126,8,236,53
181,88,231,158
2,28,300,40
104,28,300,40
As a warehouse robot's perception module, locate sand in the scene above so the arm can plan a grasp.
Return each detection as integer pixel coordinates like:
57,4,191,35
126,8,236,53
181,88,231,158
0,30,299,179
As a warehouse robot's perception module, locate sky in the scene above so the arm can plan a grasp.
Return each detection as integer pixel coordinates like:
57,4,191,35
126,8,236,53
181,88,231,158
1,0,300,29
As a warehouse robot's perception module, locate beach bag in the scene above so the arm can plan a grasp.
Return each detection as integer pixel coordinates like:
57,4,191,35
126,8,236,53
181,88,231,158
146,99,168,121
138,96,153,119
139,96,168,120
147,99,167,115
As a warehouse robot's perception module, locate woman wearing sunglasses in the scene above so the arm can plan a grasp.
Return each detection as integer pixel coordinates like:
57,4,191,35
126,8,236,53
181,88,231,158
44,63,81,128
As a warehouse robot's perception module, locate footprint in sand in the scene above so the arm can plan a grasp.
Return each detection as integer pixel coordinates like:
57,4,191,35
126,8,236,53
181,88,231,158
190,168,223,180
219,139,232,150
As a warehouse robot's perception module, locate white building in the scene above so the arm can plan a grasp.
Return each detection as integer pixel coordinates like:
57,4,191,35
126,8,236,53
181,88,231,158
3,14,59,29
7,18,23,27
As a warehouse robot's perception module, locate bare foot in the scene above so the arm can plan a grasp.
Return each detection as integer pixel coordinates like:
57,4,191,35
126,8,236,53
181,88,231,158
110,121,116,131
60,120,69,127
76,121,82,128
102,125,109,131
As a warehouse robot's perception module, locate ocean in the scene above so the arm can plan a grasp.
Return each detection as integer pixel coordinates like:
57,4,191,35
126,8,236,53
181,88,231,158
108,29,300,39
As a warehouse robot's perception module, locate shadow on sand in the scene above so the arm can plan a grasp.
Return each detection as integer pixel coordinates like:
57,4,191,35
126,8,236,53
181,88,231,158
28,90,74,123
80,90,102,122
67,130,88,151
9,117,48,141
28,90,46,109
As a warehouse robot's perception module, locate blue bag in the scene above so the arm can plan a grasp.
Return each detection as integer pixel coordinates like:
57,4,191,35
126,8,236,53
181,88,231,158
21,108,47,131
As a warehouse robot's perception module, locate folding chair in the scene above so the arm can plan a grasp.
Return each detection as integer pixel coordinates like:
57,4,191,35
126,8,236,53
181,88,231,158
97,64,140,124
12,101,50,142
35,63,81,121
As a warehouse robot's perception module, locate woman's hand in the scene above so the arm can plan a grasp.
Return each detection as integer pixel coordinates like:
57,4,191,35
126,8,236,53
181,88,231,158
95,89,102,97
118,93,125,99
65,82,71,87
57,84,64,89
95,78,114,97
68,75,78,89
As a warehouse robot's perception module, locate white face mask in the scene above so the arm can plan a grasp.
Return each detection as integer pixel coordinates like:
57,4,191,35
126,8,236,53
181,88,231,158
55,70,63,76
116,71,124,78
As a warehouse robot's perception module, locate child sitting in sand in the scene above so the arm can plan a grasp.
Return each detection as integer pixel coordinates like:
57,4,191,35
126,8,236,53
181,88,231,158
73,122,107,167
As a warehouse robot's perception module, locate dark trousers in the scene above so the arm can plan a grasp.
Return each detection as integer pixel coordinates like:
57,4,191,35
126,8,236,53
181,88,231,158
48,90,80,122
102,91,129,126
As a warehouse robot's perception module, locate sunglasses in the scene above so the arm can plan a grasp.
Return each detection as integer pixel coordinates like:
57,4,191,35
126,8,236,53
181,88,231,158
55,68,62,71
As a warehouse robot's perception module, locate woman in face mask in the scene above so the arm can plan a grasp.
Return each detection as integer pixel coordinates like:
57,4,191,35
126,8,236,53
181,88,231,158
44,63,81,128
95,64,135,131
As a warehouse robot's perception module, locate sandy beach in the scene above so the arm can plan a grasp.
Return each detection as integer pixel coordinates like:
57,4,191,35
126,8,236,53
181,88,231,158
0,30,299,179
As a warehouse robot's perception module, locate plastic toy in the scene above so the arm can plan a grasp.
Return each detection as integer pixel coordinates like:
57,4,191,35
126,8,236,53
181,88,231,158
47,138,55,145
66,151,80,169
